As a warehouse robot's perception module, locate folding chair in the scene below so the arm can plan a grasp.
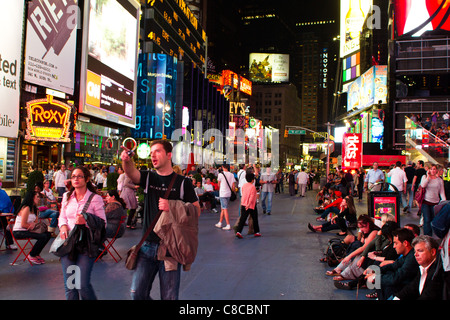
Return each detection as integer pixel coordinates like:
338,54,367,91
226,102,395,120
8,219,35,266
95,216,126,263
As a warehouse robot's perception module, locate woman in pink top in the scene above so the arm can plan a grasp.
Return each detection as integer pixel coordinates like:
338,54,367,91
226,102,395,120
59,166,106,300
235,172,261,238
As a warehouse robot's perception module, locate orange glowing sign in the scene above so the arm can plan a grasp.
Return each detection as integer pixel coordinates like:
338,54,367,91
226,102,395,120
222,70,252,96
25,95,72,142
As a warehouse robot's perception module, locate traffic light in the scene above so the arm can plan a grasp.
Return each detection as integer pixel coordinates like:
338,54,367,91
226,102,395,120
284,129,288,138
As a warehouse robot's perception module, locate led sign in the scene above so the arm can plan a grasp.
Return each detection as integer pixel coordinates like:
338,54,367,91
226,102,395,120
25,95,72,142
342,133,362,170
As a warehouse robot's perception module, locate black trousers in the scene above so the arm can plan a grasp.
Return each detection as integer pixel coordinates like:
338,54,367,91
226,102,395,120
13,230,51,257
236,206,260,234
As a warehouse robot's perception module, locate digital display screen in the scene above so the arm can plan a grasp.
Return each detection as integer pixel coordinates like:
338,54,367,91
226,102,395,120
79,0,140,128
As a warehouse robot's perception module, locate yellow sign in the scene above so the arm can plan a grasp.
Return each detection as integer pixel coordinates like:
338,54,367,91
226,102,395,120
25,95,72,142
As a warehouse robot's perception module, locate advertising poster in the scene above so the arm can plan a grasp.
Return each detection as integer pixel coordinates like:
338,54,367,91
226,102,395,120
347,65,387,111
340,0,373,57
24,0,78,95
395,0,450,37
373,196,398,221
79,0,140,128
249,53,289,83
0,1,24,138
342,133,362,170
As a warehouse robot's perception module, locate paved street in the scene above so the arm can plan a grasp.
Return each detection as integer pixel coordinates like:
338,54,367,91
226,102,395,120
0,186,420,300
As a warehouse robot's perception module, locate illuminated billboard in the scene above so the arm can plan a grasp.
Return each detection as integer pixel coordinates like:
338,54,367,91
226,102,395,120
24,0,78,95
347,65,387,111
395,0,450,37
340,0,373,57
249,53,289,83
79,0,140,128
0,0,24,138
342,133,363,170
25,96,72,142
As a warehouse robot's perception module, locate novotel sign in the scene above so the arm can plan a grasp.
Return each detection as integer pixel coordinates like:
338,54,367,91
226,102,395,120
25,95,72,142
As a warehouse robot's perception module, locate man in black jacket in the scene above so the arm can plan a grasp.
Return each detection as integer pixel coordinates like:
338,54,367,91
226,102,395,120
393,235,443,300
365,228,418,299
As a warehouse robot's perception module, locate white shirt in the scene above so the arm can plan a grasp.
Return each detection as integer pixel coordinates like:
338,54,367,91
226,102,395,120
296,171,309,185
419,259,436,294
387,167,407,191
54,170,68,188
218,171,235,198
204,183,214,192
237,169,247,188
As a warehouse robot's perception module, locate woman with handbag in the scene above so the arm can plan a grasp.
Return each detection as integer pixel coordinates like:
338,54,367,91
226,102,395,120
58,166,106,300
420,164,446,236
12,191,51,265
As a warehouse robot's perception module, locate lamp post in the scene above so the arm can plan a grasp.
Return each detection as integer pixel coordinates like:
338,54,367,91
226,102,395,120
157,98,171,139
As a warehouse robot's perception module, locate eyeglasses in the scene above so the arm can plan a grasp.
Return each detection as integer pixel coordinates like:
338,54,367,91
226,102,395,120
71,175,85,180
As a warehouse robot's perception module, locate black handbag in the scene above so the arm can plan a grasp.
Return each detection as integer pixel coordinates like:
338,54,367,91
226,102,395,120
221,172,237,201
52,193,96,258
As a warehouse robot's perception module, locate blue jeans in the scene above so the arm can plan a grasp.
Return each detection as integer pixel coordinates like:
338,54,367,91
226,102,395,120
421,203,436,236
406,184,414,209
320,206,340,219
39,209,59,228
61,254,97,300
130,241,181,300
260,191,273,213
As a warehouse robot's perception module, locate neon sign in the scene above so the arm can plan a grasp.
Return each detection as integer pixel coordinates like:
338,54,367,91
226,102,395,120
342,133,362,170
25,95,72,142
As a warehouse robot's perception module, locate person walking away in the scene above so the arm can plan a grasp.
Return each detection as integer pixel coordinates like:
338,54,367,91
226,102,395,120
259,166,277,214
121,139,200,300
419,164,446,236
235,172,261,238
411,160,427,210
216,164,236,230
58,166,106,299
404,161,416,213
120,173,138,229
296,168,309,197
288,170,296,196
387,161,408,211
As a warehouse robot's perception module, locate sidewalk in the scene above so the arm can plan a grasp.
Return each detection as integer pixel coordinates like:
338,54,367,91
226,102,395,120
0,187,421,300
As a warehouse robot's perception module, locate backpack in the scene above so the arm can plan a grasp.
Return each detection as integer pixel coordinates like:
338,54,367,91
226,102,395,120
324,238,348,267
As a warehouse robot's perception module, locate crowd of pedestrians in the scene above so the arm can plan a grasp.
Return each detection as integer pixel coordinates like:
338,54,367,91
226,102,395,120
306,160,450,300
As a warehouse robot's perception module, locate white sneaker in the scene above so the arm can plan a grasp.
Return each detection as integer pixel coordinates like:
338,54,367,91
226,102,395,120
215,222,222,228
212,208,218,213
6,244,18,250
222,224,231,230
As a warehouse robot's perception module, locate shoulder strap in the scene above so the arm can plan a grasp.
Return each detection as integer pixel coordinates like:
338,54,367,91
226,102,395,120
135,172,178,250
222,172,233,191
81,192,96,215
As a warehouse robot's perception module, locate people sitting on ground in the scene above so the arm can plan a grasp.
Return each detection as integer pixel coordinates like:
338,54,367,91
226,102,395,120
308,195,357,236
392,235,444,300
34,181,59,236
363,228,418,300
315,188,343,220
12,191,51,265
235,172,261,239
325,215,379,279
333,220,399,290
316,186,329,207
105,190,127,239
194,180,218,213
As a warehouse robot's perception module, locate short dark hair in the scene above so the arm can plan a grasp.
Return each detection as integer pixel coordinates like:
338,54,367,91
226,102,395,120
393,228,415,244
404,223,420,236
246,172,255,182
150,139,173,154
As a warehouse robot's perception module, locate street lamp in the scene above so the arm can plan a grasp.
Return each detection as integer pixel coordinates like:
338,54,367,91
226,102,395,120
156,98,171,139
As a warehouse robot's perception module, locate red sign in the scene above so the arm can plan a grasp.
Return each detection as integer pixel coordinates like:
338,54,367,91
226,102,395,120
362,155,406,167
342,133,362,170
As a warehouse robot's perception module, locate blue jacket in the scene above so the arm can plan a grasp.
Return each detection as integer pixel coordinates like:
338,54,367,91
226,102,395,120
0,189,12,213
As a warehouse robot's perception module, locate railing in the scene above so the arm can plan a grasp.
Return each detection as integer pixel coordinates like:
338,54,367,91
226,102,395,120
404,117,449,165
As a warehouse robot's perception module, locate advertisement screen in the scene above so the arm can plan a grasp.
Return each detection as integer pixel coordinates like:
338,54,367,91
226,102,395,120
395,0,450,37
340,0,373,57
23,0,78,95
347,65,387,111
373,196,398,221
79,0,140,128
0,1,24,138
249,53,289,83
342,133,363,170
